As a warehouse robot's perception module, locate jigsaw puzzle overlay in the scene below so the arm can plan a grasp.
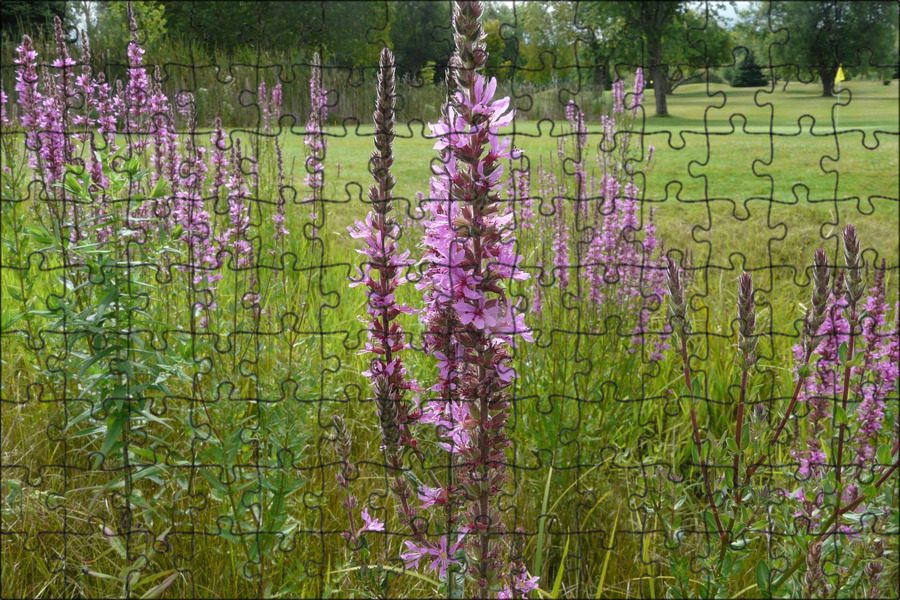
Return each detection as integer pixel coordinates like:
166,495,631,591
1,1,898,598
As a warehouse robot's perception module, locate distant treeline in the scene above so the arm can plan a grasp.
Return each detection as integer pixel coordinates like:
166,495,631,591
2,0,897,122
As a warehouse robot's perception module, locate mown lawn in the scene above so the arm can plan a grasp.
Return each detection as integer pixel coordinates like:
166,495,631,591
262,79,898,270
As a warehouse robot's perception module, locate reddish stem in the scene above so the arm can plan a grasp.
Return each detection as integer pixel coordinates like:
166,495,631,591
681,338,726,542
745,347,813,480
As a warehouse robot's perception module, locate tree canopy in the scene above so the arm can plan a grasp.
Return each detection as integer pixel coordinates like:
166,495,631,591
762,1,899,95
1,0,65,40
580,1,732,115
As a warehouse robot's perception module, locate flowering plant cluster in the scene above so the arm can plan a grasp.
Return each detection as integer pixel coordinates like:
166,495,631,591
653,225,899,599
4,4,302,330
523,68,669,362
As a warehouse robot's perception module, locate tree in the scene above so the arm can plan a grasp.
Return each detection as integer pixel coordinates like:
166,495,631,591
1,0,65,39
731,49,768,87
93,1,168,61
482,2,518,81
658,8,733,93
765,1,899,96
517,1,582,87
581,2,732,116
731,3,791,90
389,1,452,83
160,1,388,67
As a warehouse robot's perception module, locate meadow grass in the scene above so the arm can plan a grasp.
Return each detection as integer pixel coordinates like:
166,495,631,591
1,80,897,598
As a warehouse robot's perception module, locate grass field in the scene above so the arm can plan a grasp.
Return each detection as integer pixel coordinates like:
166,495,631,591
274,80,899,266
1,77,898,598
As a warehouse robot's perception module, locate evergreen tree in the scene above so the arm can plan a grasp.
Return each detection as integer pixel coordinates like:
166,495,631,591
731,49,768,87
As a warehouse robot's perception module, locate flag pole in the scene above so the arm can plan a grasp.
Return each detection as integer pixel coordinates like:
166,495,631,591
835,64,844,131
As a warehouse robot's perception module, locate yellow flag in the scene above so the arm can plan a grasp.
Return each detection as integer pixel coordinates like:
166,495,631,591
835,65,846,84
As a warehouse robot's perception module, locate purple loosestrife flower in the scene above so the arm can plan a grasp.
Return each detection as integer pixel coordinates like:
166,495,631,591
631,208,670,361
95,74,119,154
553,195,569,290
531,253,545,316
72,30,97,137
39,63,68,189
14,35,44,172
209,117,229,200
419,2,536,595
258,80,270,132
148,66,174,189
305,53,328,237
271,137,289,242
612,78,625,114
853,261,898,463
596,175,621,299
0,85,8,127
358,508,384,533
632,67,645,113
123,2,150,156
219,139,259,316
171,99,218,322
513,169,532,229
271,82,283,118
785,237,897,536
332,416,368,544
348,49,420,482
51,16,76,121
790,249,833,478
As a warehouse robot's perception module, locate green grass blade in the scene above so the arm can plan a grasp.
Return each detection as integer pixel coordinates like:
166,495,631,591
550,532,570,599
595,507,619,599
534,465,553,581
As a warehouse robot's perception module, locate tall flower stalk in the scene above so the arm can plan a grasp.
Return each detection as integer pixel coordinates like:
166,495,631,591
664,255,726,542
417,2,536,596
305,53,327,238
349,47,424,541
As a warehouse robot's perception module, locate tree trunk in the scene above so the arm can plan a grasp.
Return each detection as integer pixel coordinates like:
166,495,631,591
652,63,668,116
649,39,667,116
821,72,835,97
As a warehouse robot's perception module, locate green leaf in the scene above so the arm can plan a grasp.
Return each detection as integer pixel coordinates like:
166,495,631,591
150,177,168,199
77,346,116,378
838,341,848,364
726,436,740,456
729,537,749,550
550,532,570,599
703,510,718,533
98,413,128,465
139,571,178,599
1,309,24,332
835,405,848,426
756,560,770,597
691,374,703,395
876,444,892,466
